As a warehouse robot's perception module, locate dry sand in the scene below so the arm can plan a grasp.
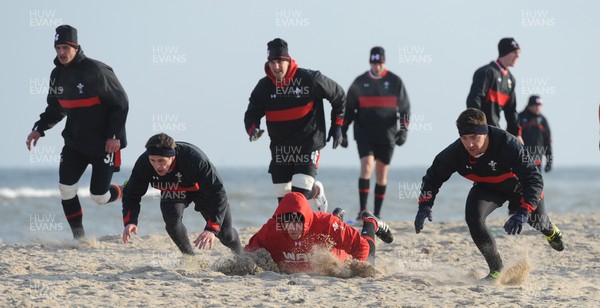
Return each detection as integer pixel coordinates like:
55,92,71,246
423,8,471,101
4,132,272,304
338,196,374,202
1,213,599,307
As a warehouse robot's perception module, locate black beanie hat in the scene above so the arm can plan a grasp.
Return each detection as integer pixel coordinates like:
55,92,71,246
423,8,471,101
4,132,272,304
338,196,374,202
370,46,385,63
54,25,79,48
528,95,543,106
267,38,290,61
498,37,520,57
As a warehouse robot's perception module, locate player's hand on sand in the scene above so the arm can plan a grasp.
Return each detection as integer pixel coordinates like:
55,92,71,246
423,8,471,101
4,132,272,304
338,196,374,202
194,231,215,250
122,224,138,243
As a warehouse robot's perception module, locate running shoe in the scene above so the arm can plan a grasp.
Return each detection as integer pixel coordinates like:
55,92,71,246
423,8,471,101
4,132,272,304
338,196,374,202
332,207,345,221
545,224,564,251
483,271,500,281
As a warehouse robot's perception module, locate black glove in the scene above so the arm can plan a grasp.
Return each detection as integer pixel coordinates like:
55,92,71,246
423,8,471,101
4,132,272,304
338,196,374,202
249,128,264,142
340,125,349,148
395,130,408,146
544,162,552,173
327,125,343,149
503,209,529,235
414,205,433,234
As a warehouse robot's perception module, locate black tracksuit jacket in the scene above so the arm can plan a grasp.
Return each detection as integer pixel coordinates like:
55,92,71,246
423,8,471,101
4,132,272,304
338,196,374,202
244,59,345,154
419,126,543,213
344,70,410,145
122,142,228,233
466,61,520,137
32,48,128,157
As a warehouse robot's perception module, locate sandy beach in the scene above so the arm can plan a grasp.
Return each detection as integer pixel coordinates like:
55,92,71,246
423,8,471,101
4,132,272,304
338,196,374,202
1,212,599,307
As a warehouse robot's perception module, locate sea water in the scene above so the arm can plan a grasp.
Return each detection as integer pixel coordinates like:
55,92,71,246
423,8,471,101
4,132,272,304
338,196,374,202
0,166,597,244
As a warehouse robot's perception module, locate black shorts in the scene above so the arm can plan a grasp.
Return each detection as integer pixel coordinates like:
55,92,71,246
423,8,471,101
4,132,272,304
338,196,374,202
268,149,320,183
356,139,394,165
59,146,120,195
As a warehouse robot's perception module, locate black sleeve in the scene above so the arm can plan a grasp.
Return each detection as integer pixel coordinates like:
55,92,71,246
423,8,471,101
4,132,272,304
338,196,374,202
122,155,151,226
502,137,543,211
418,143,458,208
542,116,553,162
33,70,66,135
196,158,229,234
466,67,491,110
397,78,411,130
343,79,360,129
244,82,266,135
503,77,520,137
310,70,346,126
98,64,129,141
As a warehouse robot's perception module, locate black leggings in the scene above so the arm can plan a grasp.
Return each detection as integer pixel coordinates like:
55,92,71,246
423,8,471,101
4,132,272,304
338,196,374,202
465,185,553,273
160,200,241,255
360,220,377,264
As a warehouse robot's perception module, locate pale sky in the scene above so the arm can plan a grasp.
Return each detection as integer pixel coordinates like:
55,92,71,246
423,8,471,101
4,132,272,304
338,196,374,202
2,0,599,169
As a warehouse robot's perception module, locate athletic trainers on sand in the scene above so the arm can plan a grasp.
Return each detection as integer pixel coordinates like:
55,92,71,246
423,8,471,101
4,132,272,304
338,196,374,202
332,207,345,221
546,224,565,251
483,271,500,281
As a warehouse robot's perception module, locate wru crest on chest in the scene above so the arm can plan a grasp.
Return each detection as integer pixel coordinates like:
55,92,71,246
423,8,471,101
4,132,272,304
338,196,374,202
270,78,311,100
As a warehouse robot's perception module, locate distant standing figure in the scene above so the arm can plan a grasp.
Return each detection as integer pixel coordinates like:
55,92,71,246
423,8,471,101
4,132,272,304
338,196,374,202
467,37,522,142
518,95,553,172
342,47,411,219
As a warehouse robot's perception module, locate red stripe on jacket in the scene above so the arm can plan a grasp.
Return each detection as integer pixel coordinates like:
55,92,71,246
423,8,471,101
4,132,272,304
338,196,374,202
359,96,397,108
247,123,257,135
520,198,536,213
486,89,510,107
521,121,546,132
463,172,516,183
152,183,200,192
58,96,101,108
206,220,221,232
265,101,314,122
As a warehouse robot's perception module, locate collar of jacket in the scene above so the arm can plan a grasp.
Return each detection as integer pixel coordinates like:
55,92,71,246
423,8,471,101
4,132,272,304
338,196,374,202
53,48,86,67
264,58,299,88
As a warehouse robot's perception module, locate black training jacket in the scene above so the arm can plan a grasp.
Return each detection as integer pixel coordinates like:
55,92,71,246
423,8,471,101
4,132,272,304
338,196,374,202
418,126,543,213
345,70,410,145
122,142,228,233
244,59,345,154
466,61,520,137
32,48,128,157
518,109,552,165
